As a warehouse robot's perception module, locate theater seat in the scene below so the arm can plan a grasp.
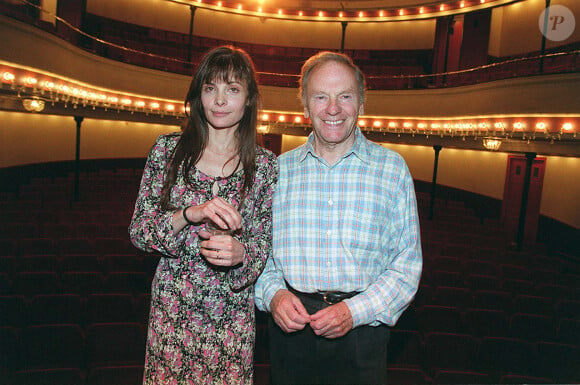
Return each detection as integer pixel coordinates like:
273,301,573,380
61,271,106,297
60,254,102,273
57,238,96,257
386,367,429,385
465,308,509,338
27,294,83,326
87,365,143,385
416,305,466,334
431,286,473,310
12,272,60,297
100,254,143,274
514,294,554,317
85,293,136,325
387,329,424,368
509,313,556,342
499,374,555,384
478,337,536,380
16,255,58,273
424,332,479,374
11,368,85,385
19,324,85,371
558,318,580,345
534,341,579,382
85,322,145,369
106,272,148,295
473,290,513,314
555,299,580,321
253,364,270,385
0,295,25,327
432,370,490,384
0,273,11,295
0,327,18,376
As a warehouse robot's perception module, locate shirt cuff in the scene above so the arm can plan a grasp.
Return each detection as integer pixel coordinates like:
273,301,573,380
258,279,286,312
343,293,379,328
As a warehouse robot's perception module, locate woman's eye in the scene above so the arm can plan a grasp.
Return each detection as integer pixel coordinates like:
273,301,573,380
229,87,240,93
204,85,214,92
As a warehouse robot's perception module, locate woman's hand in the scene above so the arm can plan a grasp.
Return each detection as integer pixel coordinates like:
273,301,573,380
186,197,243,230
199,229,245,267
174,197,242,235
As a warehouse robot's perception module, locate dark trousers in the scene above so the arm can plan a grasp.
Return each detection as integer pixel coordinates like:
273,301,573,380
268,293,390,385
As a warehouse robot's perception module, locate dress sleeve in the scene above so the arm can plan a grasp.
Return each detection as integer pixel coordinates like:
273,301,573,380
226,151,278,291
129,135,188,257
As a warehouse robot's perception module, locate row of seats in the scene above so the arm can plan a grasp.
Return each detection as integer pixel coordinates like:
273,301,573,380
0,293,150,328
1,322,145,375
1,166,578,384
397,304,578,343
0,222,131,240
4,287,577,343
421,271,578,296
426,256,563,280
386,330,579,383
416,284,579,315
0,253,158,275
1,167,146,384
385,367,558,385
3,366,144,385
0,237,138,257
0,271,152,298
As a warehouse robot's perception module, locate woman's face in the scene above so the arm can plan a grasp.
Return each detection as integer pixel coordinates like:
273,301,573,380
201,77,248,131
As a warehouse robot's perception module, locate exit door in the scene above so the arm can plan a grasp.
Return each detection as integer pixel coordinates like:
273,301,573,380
501,155,546,245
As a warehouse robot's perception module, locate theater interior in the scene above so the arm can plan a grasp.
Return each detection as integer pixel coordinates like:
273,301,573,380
0,0,579,384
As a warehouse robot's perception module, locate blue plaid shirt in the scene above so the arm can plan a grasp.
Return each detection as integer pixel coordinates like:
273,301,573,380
255,128,422,328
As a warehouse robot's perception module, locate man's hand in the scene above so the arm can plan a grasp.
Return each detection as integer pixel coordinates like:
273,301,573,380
310,302,353,339
270,289,311,333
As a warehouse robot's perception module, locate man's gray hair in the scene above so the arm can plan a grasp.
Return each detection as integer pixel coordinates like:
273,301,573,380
299,51,366,106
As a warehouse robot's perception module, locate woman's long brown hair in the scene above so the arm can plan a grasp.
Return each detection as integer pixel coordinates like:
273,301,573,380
159,46,259,210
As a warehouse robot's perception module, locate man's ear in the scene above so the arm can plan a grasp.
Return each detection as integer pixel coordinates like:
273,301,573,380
304,107,310,119
359,103,364,116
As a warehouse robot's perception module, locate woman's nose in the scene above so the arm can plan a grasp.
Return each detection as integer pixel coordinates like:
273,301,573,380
215,91,226,106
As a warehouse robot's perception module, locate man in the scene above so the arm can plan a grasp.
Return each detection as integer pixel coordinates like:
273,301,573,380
255,51,422,385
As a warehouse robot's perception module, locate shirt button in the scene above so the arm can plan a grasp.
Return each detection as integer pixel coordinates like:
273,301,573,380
326,261,331,266
326,230,332,236
328,199,333,205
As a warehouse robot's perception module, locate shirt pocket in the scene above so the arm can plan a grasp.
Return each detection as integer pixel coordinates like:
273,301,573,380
339,191,380,255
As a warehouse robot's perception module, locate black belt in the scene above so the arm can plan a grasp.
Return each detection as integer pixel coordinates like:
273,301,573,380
286,283,359,305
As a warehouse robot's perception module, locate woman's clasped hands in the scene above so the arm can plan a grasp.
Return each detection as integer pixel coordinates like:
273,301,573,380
194,197,245,267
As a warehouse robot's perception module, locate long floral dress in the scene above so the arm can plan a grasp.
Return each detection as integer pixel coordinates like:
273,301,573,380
129,133,278,385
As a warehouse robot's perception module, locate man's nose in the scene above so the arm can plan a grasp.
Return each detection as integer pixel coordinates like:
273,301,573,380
326,98,340,114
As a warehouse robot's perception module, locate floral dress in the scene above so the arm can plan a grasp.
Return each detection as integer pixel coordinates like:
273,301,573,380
129,133,278,385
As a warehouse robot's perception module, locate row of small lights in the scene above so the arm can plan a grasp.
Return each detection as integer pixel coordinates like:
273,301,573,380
260,113,576,134
187,0,499,20
2,70,183,115
2,68,577,135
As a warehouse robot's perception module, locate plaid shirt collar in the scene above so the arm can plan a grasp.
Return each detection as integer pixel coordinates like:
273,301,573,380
298,126,370,165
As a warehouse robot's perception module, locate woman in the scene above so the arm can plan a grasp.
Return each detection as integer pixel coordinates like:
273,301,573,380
130,46,278,384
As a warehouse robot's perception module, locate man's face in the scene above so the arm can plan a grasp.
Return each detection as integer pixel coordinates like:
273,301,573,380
304,60,364,153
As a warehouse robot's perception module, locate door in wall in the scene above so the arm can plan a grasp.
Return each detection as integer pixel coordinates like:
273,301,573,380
501,155,546,245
